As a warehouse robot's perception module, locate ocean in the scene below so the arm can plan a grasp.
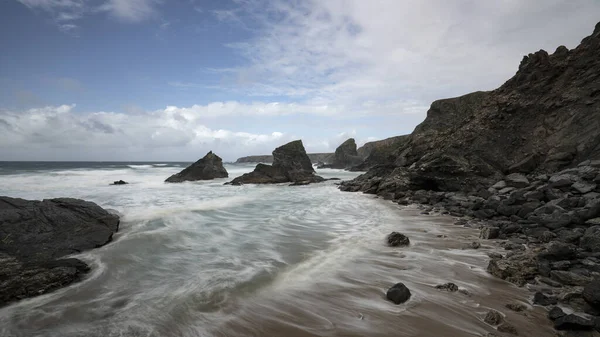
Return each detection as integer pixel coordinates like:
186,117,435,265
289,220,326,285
0,162,552,337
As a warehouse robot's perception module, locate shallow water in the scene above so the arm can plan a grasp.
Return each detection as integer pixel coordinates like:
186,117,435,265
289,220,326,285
0,162,553,337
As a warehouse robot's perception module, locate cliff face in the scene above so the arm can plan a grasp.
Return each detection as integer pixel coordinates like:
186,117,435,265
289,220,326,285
344,22,600,193
356,136,407,159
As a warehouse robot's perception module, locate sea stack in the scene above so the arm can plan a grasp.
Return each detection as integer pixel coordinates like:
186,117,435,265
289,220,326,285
331,138,363,169
228,140,324,185
165,151,228,183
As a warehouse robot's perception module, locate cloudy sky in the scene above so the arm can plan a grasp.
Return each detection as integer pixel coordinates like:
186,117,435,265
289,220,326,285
1,0,599,161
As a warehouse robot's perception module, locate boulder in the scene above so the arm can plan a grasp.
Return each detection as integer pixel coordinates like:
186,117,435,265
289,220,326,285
386,283,411,304
505,173,530,188
387,232,410,247
533,292,558,306
0,196,119,307
506,303,527,312
497,323,518,335
165,151,228,182
484,310,504,325
580,226,600,253
435,283,459,292
538,242,577,261
550,271,592,286
480,227,500,239
572,181,597,194
493,181,507,189
487,253,538,286
548,306,566,320
554,314,595,331
228,140,324,185
582,278,600,309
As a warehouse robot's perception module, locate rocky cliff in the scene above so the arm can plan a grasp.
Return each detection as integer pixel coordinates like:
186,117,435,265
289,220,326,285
356,136,407,159
344,22,600,193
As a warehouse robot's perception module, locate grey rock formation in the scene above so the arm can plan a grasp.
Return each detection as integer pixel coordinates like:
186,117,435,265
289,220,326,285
0,196,119,307
320,138,363,169
228,140,324,185
165,151,228,183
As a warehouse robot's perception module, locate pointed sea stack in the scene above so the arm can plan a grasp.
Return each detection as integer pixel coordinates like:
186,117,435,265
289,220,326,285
228,140,324,185
165,151,228,183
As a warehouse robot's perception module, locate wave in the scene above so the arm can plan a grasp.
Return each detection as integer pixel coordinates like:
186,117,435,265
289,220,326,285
122,195,261,222
127,165,153,169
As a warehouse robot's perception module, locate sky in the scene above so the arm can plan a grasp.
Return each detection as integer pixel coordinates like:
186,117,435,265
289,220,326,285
1,0,599,161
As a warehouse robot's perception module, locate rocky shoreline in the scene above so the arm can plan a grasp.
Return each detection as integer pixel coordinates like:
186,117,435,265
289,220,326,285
337,22,600,335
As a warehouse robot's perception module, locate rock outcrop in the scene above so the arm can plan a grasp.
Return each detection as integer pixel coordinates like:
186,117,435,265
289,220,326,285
0,196,120,307
351,135,409,171
165,151,228,183
342,22,600,193
319,138,363,169
228,140,324,185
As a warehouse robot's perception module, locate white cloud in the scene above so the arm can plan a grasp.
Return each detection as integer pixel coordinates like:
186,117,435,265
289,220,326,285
16,0,161,31
100,0,159,22
214,0,600,114
0,104,300,161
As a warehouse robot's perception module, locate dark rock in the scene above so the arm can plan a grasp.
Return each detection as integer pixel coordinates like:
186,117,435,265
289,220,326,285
540,277,564,288
435,282,459,292
229,140,324,185
581,226,600,253
539,242,577,261
480,226,500,239
493,181,507,189
497,323,519,335
327,138,363,169
533,292,558,306
508,155,538,174
554,314,595,331
166,151,228,182
572,182,597,194
111,180,128,185
487,253,538,286
583,278,600,309
549,306,566,320
387,232,410,247
505,173,530,188
470,241,481,249
506,303,527,312
551,271,592,286
484,309,504,325
0,196,119,307
386,283,411,304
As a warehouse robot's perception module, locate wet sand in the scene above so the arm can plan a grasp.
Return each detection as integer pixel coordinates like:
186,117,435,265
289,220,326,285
207,204,555,337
